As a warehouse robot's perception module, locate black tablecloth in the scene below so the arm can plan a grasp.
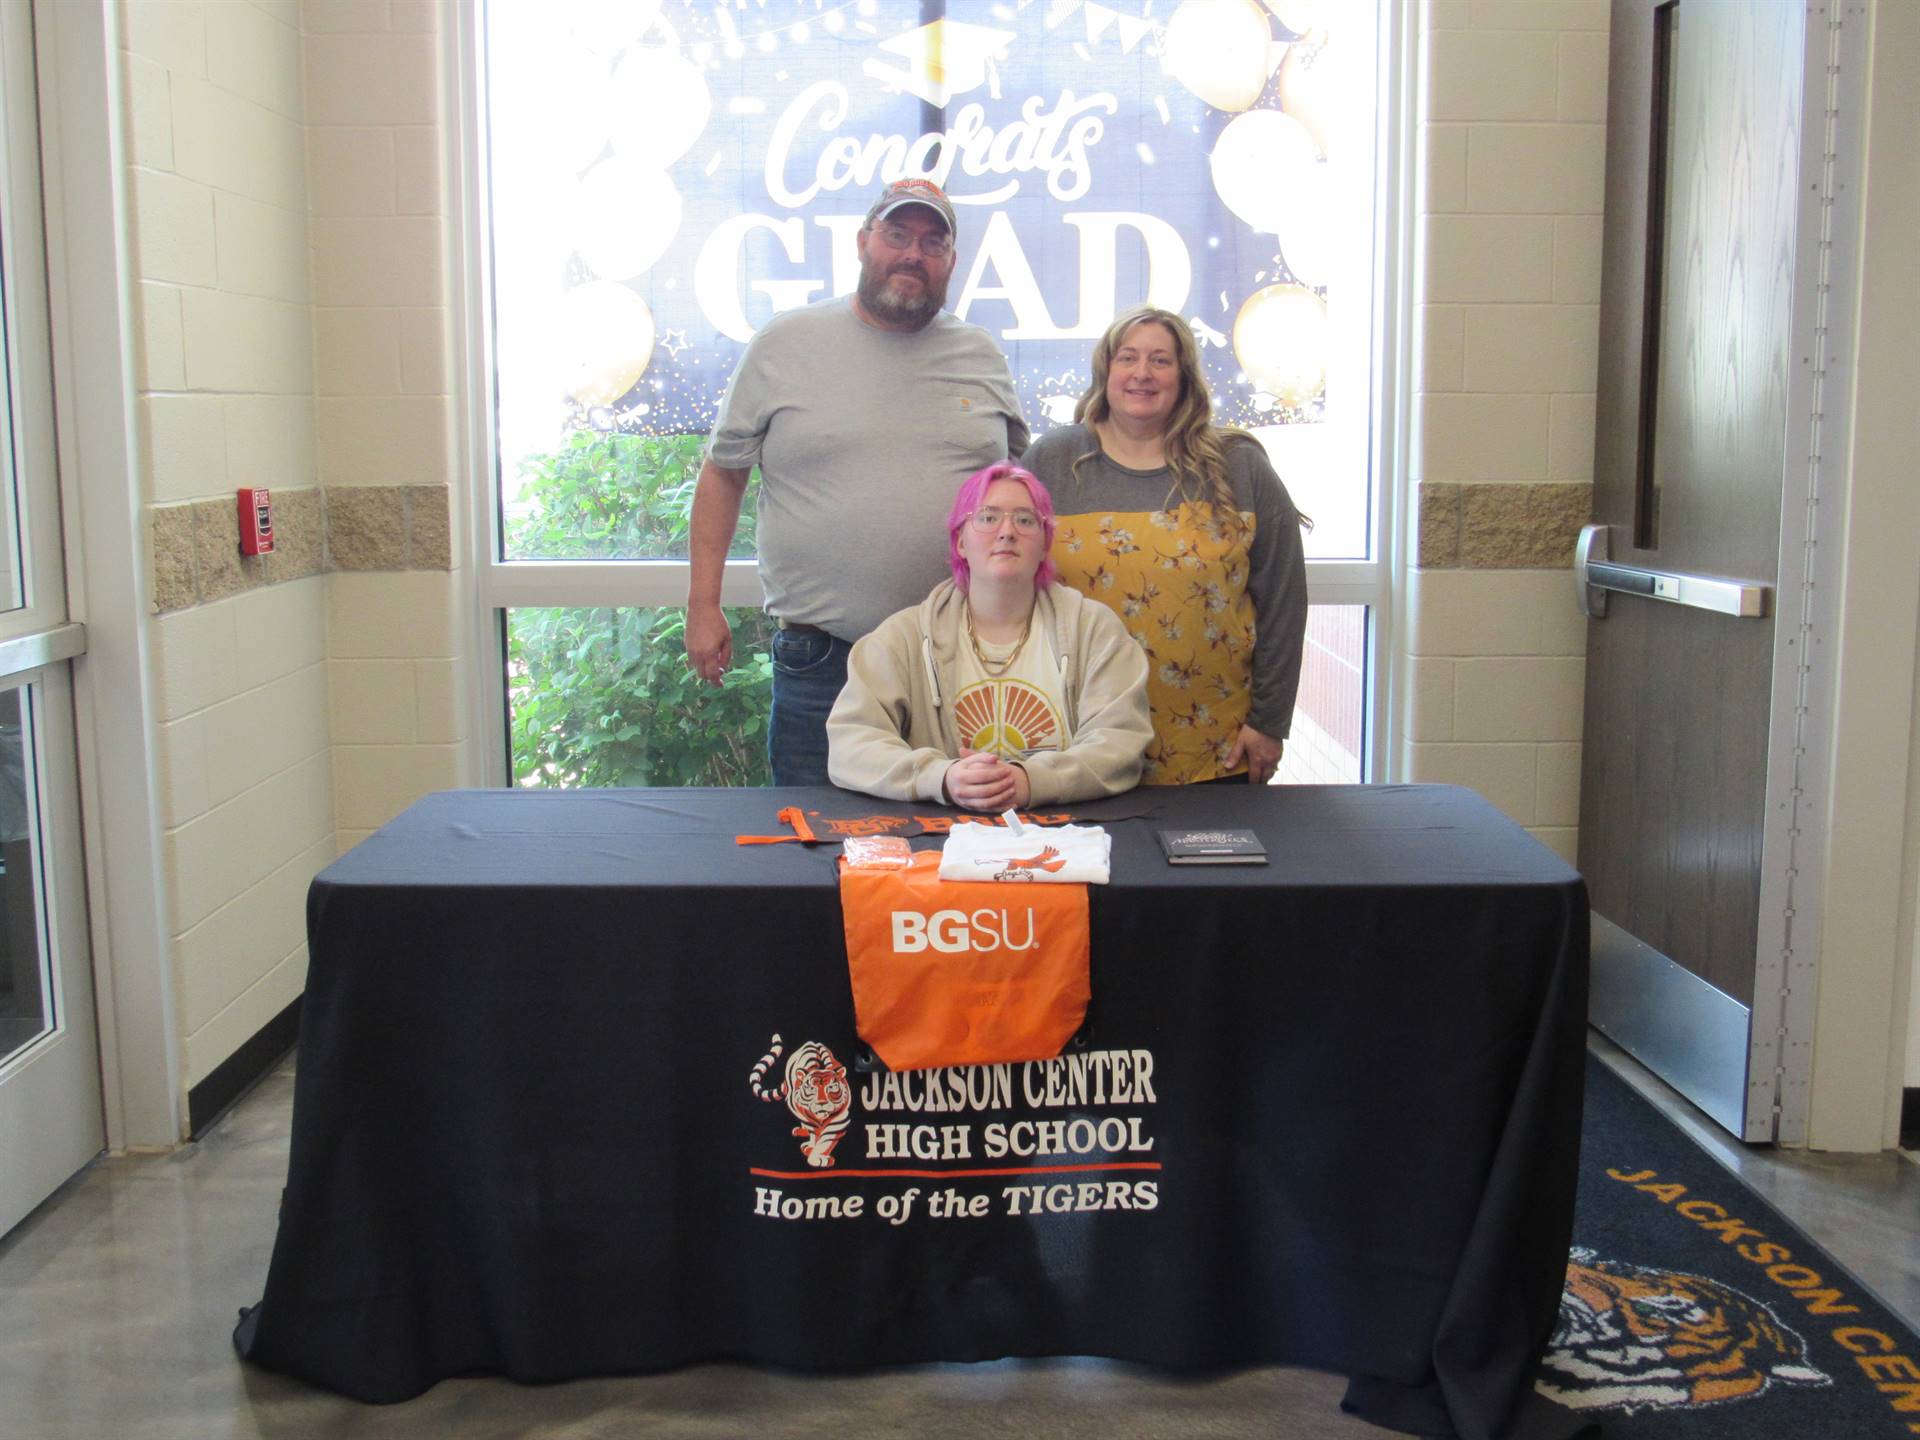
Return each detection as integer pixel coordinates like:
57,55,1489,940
235,785,1588,1438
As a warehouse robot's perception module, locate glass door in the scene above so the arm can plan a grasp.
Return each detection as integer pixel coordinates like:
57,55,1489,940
0,0,99,1237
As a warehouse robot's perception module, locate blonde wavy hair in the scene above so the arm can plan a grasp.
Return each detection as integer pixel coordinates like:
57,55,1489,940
1071,305,1251,528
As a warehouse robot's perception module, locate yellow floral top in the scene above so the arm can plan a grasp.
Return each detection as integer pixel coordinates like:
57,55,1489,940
1026,425,1308,785
1051,503,1255,783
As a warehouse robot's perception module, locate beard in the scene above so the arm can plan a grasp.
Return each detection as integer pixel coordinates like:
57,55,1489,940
856,253,948,329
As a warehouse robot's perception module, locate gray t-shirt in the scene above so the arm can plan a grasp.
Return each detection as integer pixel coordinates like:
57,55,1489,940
709,297,1029,641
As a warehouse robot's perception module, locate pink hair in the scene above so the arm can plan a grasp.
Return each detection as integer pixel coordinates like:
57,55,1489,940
946,462,1057,593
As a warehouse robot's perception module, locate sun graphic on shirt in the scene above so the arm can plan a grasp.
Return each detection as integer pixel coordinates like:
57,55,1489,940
951,680,1061,756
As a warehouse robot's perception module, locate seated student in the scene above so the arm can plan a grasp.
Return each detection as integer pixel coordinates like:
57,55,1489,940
827,462,1151,811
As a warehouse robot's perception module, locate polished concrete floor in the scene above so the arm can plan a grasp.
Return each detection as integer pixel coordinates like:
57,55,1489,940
1,1037,1914,1440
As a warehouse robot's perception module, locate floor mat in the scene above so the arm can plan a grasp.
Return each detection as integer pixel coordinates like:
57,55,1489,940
1536,1056,1920,1437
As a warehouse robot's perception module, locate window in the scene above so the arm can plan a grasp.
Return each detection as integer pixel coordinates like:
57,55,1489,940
462,0,1397,785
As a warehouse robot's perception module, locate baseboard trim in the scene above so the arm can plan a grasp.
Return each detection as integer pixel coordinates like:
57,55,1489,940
186,997,301,1140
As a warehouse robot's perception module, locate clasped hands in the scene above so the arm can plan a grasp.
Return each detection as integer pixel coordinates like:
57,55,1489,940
943,749,1031,812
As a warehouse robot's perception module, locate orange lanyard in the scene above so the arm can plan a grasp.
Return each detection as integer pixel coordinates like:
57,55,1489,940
735,805,822,846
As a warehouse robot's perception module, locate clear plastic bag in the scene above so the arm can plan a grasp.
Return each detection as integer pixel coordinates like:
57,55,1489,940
842,835,913,869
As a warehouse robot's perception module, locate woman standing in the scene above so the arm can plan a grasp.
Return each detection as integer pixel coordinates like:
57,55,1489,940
1023,306,1308,786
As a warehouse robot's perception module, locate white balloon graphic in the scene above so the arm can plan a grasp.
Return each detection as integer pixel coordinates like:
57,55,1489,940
496,38,613,176
1209,109,1320,235
608,42,712,168
573,160,683,281
1279,30,1333,157
1272,159,1334,288
1233,284,1328,408
1162,0,1274,113
555,281,655,409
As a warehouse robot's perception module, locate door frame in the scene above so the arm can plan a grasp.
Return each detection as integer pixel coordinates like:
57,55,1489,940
1747,0,1872,1147
0,0,105,1229
33,0,182,1150
1784,0,1920,1153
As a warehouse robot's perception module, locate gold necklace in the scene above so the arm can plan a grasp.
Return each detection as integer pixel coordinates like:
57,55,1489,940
965,601,1034,676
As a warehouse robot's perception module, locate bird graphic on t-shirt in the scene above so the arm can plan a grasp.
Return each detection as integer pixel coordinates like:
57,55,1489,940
1003,846,1067,873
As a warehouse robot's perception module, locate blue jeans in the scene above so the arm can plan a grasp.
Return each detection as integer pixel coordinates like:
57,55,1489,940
768,628,851,786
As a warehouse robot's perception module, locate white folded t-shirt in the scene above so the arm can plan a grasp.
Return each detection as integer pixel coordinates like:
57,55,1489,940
937,820,1111,884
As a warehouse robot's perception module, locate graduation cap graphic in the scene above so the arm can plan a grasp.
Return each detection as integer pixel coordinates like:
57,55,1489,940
863,19,1018,107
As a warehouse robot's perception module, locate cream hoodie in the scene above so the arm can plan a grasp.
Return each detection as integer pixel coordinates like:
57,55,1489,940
826,581,1151,805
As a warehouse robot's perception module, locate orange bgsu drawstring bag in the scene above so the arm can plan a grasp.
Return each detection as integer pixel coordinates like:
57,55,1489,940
838,850,1090,1071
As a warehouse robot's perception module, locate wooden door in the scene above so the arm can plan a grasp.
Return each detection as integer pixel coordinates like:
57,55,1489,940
1578,0,1804,1138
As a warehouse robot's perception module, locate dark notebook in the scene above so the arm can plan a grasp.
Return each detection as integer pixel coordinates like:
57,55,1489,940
1156,828,1267,865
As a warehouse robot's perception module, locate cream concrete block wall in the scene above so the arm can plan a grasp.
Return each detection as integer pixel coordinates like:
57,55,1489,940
1403,570,1588,859
1403,0,1607,865
304,0,470,843
125,0,317,496
153,581,332,1087
123,0,330,1090
328,572,471,850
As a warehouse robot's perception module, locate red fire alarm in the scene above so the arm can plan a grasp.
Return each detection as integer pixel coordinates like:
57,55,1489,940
238,487,274,556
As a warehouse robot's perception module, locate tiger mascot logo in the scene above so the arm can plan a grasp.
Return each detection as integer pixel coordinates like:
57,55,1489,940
1537,1250,1829,1412
748,1034,851,1168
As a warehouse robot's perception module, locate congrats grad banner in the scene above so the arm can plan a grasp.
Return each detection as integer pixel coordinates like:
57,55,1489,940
486,0,1371,549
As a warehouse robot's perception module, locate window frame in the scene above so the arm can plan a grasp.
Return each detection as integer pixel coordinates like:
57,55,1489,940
451,0,1415,787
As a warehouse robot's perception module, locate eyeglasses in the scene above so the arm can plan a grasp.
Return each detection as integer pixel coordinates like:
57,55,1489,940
872,223,953,258
967,507,1042,534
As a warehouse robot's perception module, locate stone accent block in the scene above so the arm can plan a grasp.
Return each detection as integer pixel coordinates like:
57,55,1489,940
149,483,447,613
1418,483,1463,568
326,485,407,571
1419,483,1592,569
1459,483,1592,569
151,504,198,612
269,487,324,581
191,498,265,602
405,485,451,569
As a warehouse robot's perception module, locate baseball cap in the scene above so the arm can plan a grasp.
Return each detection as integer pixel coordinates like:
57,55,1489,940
865,178,957,239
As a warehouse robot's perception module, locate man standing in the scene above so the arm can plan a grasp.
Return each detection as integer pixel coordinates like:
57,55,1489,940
685,178,1029,784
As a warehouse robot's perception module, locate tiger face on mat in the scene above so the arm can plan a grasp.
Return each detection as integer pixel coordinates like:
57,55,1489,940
1537,1251,1829,1413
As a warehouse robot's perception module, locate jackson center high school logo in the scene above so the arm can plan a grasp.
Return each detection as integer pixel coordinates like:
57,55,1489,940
744,1030,1164,1228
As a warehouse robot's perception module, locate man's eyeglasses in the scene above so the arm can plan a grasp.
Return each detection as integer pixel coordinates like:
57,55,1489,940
967,507,1042,534
872,223,953,258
